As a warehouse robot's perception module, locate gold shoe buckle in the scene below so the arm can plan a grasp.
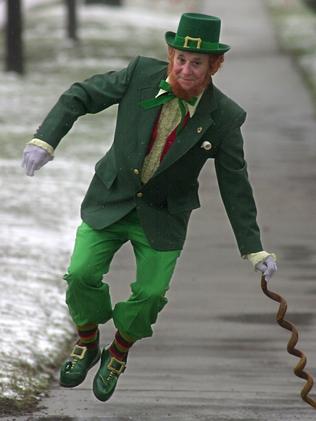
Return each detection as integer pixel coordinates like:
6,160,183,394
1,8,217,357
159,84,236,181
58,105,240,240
107,356,126,375
70,344,87,360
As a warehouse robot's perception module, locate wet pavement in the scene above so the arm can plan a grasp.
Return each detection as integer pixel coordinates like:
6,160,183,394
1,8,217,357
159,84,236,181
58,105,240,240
2,0,316,419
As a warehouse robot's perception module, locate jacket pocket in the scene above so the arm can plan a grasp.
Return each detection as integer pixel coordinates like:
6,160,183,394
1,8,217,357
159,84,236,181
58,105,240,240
95,151,117,189
167,188,201,214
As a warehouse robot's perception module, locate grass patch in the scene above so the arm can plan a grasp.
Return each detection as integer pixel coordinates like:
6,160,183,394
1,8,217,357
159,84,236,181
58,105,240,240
0,333,76,417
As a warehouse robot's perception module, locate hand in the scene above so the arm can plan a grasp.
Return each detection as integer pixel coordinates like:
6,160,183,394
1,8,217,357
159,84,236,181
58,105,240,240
22,144,53,176
255,256,277,282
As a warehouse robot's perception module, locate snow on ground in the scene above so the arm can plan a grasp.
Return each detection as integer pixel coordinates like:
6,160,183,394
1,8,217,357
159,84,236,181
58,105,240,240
0,0,194,409
267,0,316,100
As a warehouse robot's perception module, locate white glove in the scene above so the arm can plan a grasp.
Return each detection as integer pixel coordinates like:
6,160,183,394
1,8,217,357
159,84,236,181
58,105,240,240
246,251,277,282
255,255,277,282
22,144,53,176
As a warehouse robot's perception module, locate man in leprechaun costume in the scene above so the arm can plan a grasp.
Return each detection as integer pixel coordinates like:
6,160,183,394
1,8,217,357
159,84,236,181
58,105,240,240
22,13,277,402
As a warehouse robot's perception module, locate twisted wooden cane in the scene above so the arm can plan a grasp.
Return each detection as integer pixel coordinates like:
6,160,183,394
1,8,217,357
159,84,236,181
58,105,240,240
261,276,316,409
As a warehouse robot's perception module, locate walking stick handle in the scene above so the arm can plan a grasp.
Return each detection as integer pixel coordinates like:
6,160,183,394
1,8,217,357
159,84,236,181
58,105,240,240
260,276,316,409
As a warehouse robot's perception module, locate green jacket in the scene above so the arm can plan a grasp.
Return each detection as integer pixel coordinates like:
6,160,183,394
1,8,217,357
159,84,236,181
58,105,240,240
35,56,263,254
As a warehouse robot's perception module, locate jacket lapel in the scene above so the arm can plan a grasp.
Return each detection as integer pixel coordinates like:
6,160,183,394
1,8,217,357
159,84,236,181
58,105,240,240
153,84,217,177
135,71,218,175
136,68,167,166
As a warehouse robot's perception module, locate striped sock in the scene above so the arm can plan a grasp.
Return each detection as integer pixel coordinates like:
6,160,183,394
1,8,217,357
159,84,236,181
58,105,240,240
108,331,135,361
77,323,99,350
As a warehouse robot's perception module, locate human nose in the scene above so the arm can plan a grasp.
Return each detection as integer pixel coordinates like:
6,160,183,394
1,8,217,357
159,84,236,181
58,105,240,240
182,62,192,75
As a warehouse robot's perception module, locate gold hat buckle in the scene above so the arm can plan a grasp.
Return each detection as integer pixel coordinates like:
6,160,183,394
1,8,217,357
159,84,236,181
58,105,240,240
183,36,202,49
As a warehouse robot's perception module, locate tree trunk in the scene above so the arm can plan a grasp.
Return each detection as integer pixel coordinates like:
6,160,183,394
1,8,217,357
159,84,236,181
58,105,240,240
5,0,24,74
65,0,78,41
303,0,316,11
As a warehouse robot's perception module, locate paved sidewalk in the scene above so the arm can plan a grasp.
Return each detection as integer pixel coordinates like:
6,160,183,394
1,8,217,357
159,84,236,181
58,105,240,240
4,0,316,419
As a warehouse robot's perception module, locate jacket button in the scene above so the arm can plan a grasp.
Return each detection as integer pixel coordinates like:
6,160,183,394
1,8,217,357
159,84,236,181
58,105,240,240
133,168,140,175
136,192,143,198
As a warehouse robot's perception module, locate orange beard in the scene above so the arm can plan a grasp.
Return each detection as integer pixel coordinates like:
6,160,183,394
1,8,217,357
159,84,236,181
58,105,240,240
168,63,211,100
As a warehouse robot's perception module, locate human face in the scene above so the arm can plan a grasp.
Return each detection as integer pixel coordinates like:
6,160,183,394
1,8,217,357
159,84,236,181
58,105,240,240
171,50,210,95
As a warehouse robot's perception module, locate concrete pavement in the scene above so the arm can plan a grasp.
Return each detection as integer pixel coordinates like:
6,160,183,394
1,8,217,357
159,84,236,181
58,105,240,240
5,0,316,419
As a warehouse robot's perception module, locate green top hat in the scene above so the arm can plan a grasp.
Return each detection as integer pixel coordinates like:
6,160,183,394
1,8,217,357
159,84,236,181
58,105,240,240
165,12,230,54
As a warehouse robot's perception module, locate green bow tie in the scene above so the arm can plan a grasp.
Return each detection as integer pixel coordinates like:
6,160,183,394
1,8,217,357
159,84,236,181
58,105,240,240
140,80,198,134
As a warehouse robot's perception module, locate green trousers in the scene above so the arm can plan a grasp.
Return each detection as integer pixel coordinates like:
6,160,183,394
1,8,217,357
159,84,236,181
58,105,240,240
64,210,181,340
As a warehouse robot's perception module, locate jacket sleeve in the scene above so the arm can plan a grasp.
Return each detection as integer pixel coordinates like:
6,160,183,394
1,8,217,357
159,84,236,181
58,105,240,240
33,56,140,149
214,112,263,255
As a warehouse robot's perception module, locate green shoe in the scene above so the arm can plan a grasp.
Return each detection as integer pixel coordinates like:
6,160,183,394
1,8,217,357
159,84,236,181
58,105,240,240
59,342,101,388
93,349,126,402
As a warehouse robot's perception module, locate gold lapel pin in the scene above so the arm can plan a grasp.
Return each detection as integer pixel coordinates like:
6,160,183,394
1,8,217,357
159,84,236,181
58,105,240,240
197,127,203,133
